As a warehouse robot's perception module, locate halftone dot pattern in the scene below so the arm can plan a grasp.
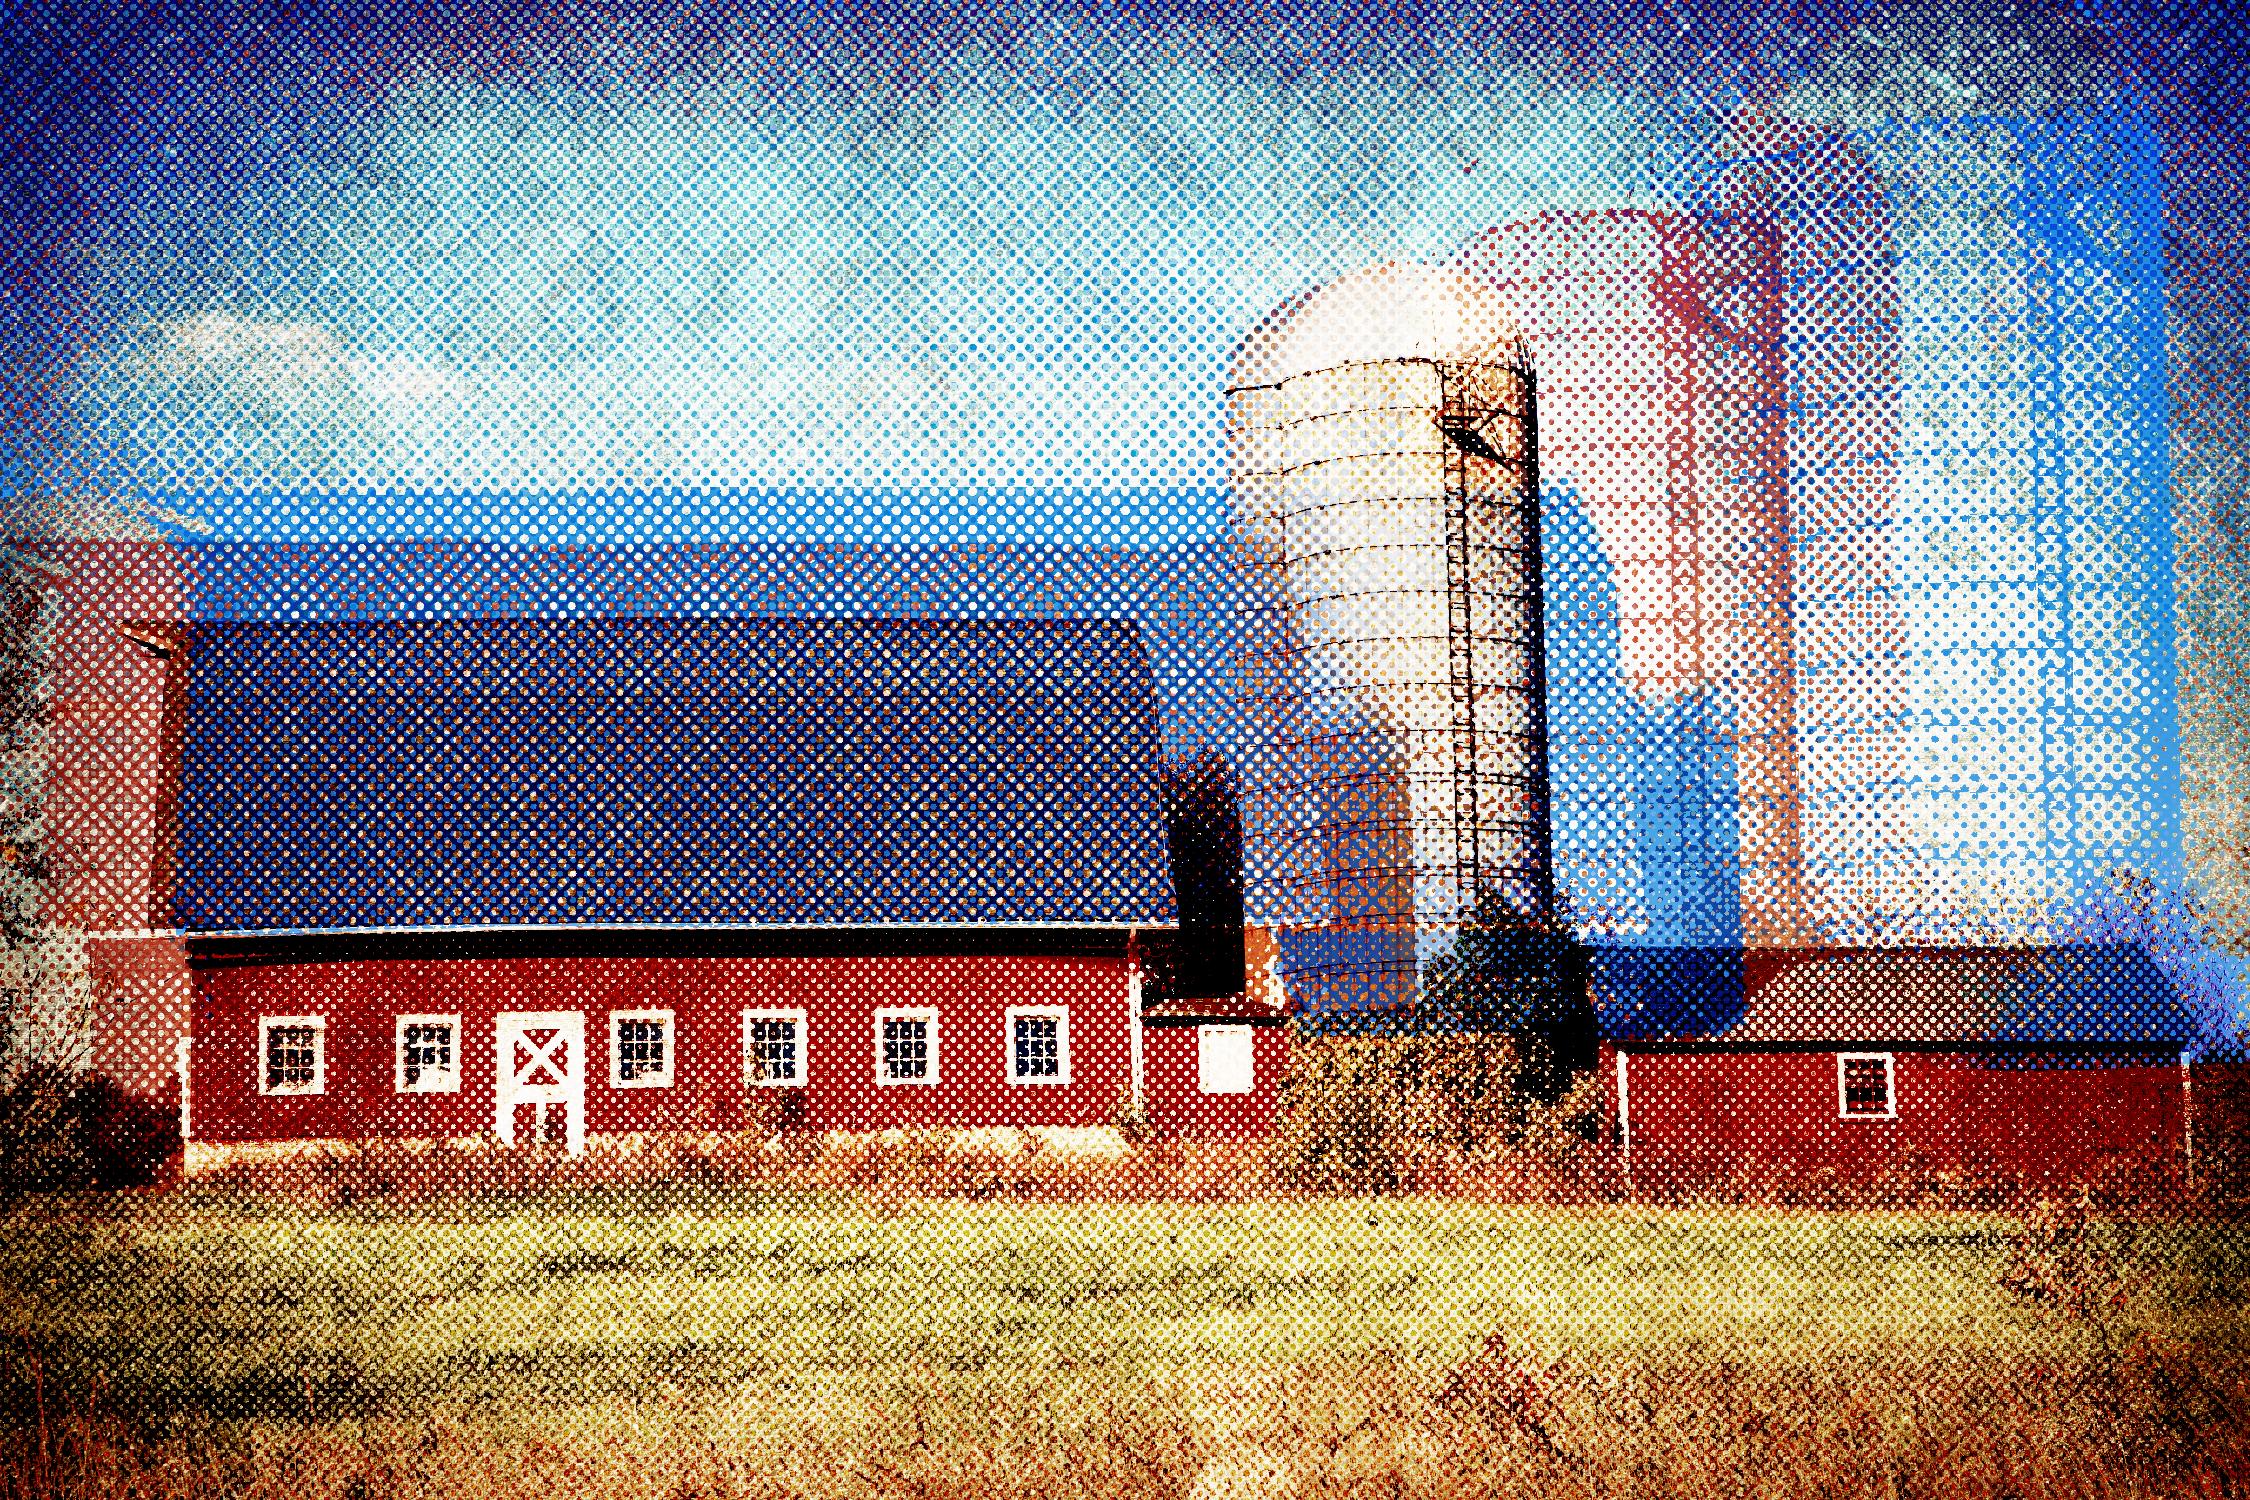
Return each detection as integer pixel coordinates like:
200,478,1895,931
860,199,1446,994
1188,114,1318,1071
4,1,2249,1495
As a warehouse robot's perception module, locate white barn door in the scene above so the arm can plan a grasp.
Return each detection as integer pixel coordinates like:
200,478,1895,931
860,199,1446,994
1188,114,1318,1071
495,1012,586,1155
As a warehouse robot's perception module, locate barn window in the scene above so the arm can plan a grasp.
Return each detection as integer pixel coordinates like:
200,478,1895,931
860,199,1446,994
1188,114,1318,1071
609,1009,675,1088
259,1016,325,1096
1006,1006,1070,1085
1838,1053,1896,1119
395,1014,460,1094
1198,1024,1256,1095
743,1008,808,1087
876,1008,939,1085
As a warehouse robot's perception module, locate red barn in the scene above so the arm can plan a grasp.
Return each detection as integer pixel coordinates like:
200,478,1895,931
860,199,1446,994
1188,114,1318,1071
135,615,1285,1152
1139,925,1293,1140
1593,946,2196,1193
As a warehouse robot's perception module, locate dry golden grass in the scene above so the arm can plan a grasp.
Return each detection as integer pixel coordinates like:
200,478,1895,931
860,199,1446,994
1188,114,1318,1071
4,1341,2246,1500
5,1180,2249,1497
173,1128,1632,1213
11,1079,2249,1500
179,1129,1296,1210
174,1124,2213,1220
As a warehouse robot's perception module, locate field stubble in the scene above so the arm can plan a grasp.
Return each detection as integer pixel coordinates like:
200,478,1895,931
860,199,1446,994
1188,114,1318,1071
0,1177,2245,1498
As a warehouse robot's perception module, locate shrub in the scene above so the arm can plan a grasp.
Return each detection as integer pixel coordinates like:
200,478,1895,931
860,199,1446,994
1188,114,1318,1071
1998,1192,2124,1317
0,1064,177,1199
1277,1034,1424,1193
1276,1032,1603,1193
1110,1080,1154,1146
1995,1190,2246,1470
1516,1071,1604,1162
2191,1055,2250,1207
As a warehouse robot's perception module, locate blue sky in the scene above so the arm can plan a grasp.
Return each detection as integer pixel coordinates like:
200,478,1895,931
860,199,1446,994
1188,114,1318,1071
8,0,1855,543
7,0,2241,550
81,68,1701,541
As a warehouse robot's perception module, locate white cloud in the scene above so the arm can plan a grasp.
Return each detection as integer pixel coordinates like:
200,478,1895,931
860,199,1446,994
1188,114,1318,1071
84,67,1684,507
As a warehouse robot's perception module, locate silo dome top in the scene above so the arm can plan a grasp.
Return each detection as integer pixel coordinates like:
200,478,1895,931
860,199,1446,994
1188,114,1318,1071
1227,260,1525,391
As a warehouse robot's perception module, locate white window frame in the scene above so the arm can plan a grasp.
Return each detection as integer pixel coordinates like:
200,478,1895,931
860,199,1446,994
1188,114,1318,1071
742,1007,810,1088
1197,1024,1257,1096
1004,1005,1072,1086
258,1015,326,1097
1837,1051,1897,1120
874,1006,940,1086
608,1008,677,1089
394,1013,462,1094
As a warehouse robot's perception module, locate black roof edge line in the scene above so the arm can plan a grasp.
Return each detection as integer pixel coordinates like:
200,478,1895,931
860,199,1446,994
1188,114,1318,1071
185,923,1172,969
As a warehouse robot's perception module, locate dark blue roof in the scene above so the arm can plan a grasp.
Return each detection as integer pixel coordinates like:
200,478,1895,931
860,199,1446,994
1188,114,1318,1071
174,616,1177,931
1590,945,2195,1047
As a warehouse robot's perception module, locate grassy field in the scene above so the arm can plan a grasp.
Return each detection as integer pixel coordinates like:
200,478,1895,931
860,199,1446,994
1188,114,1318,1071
2,1186,2247,1497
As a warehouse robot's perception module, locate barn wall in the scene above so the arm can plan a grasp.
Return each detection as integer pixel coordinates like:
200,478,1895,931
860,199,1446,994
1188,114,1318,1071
188,952,1144,1142
1620,1048,2187,1189
42,542,193,1105
85,934,191,1099
42,540,184,936
2190,1060,2250,1203
1141,1023,1288,1138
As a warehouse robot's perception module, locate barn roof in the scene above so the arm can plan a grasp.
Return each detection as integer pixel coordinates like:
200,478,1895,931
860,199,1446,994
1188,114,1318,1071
170,616,1177,932
1591,944,2195,1048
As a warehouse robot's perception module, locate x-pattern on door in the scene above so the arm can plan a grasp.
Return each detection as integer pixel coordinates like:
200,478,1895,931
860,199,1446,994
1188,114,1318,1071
495,1011,585,1154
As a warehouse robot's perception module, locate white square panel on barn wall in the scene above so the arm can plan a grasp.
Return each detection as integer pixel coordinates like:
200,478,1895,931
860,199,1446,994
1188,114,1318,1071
1197,1025,1256,1095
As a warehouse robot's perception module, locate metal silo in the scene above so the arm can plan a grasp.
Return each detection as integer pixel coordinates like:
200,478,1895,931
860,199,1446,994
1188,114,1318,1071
1228,262,1557,1009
